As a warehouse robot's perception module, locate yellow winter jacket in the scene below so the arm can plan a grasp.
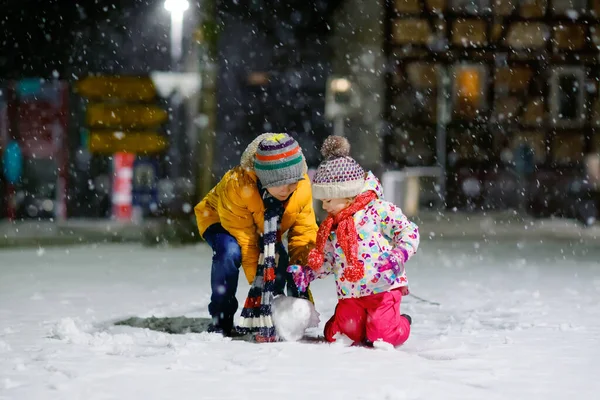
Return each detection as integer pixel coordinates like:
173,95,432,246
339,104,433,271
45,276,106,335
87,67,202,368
194,137,318,284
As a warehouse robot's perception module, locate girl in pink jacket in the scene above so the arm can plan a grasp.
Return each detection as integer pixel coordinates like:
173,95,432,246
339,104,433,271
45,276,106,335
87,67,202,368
288,136,420,346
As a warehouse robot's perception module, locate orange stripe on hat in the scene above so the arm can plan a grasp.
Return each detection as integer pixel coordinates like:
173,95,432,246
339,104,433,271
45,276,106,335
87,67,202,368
254,145,300,161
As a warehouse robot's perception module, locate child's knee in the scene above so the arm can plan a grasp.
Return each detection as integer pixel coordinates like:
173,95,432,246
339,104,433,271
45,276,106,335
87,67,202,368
366,316,410,346
324,313,365,343
324,316,338,342
333,317,365,343
214,235,242,264
338,317,364,338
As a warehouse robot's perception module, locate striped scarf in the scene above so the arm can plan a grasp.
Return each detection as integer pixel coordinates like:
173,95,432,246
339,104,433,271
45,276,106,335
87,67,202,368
237,187,285,342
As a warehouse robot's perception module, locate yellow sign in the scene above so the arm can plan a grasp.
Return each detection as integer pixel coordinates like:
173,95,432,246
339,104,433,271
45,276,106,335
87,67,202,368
89,131,168,154
86,104,168,128
75,76,156,101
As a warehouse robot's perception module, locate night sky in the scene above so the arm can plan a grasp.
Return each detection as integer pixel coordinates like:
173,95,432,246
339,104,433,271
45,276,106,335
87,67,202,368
0,0,163,79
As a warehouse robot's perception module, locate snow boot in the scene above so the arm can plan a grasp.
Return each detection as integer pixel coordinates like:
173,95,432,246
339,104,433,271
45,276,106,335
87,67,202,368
207,323,246,338
207,317,245,337
207,323,228,335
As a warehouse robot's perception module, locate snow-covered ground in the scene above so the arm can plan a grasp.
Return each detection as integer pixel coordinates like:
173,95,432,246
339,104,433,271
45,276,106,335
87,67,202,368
1,239,599,400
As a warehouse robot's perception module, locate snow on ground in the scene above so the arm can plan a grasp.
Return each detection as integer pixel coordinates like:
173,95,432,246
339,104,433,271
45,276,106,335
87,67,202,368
0,238,599,400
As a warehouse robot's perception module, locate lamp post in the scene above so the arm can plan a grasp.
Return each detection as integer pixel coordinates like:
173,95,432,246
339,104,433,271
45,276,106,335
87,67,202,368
164,0,189,180
436,67,450,209
164,0,189,71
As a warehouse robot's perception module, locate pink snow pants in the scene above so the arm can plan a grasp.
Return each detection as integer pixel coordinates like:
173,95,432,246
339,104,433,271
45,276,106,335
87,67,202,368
324,288,410,346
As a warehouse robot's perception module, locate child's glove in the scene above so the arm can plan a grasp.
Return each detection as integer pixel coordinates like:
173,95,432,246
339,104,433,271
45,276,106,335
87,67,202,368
376,250,406,276
287,264,316,293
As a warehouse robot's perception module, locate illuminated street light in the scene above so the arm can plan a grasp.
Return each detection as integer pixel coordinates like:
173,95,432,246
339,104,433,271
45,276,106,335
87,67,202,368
164,0,189,13
330,78,351,93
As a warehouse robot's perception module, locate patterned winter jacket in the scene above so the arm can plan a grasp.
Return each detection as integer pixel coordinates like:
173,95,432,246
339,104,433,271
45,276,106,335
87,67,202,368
315,172,420,299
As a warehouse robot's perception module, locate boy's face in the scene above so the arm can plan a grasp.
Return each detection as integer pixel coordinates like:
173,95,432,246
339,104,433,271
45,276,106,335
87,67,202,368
266,182,299,201
321,198,350,216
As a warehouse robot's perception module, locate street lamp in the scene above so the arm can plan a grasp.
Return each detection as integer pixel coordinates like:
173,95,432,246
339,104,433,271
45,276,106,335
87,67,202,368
325,77,360,137
164,0,189,71
163,0,189,180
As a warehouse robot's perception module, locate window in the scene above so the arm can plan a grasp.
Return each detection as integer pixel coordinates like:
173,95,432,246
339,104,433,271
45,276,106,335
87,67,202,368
551,0,587,15
452,64,487,119
558,75,579,120
550,67,585,127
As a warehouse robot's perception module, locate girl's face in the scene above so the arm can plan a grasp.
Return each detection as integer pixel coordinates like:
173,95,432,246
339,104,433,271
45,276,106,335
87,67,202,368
266,182,299,201
322,198,352,216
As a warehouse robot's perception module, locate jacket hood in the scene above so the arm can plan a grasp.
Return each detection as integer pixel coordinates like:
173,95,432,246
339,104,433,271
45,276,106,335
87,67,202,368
361,171,384,199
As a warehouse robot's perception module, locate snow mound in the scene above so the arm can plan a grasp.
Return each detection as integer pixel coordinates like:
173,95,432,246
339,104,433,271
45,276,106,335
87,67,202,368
0,339,12,353
271,295,320,342
331,332,354,347
50,318,95,344
372,339,395,351
49,318,135,353
3,378,22,390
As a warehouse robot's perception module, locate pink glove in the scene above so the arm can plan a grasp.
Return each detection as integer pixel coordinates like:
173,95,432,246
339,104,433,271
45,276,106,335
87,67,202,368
287,264,316,293
376,250,406,276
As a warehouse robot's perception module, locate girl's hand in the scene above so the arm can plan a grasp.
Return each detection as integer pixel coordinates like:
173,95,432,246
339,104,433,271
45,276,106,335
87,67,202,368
376,251,405,276
287,264,316,293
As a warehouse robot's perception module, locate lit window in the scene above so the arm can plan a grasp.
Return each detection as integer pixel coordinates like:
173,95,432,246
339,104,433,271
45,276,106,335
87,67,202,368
452,64,487,118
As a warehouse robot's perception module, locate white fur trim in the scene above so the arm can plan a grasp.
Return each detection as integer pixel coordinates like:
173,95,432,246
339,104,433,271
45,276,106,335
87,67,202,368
240,133,275,170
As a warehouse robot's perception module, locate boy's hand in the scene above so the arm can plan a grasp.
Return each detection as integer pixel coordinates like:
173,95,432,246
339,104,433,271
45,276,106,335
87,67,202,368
376,251,405,276
287,264,316,293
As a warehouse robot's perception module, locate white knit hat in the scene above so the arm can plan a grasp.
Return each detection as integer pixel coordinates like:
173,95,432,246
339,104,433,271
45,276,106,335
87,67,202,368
311,136,365,200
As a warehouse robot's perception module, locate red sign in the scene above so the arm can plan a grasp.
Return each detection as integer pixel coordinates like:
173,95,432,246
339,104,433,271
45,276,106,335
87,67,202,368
16,82,68,159
112,153,135,221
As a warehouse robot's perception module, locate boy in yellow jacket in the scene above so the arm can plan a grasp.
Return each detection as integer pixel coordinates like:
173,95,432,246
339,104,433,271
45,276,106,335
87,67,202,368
194,133,318,336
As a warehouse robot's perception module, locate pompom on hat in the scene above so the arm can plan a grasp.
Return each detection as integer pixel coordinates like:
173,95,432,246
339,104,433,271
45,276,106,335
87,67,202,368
311,136,365,200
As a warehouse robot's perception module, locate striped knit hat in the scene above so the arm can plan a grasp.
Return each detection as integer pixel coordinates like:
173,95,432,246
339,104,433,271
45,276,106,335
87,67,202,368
312,136,365,200
253,133,306,188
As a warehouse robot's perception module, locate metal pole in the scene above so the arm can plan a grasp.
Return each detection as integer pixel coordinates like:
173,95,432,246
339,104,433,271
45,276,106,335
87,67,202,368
168,11,184,179
436,67,450,209
6,84,18,222
7,183,16,221
334,115,345,137
170,11,184,68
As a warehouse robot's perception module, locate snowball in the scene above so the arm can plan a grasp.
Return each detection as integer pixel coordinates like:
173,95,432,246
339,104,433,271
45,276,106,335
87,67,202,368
271,295,320,342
